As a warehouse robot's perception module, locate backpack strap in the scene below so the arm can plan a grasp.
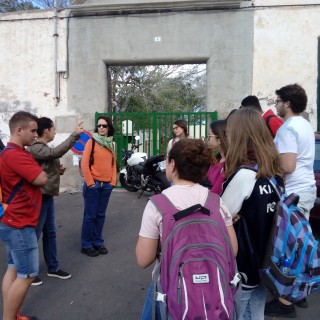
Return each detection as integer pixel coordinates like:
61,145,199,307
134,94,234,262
0,146,24,205
150,194,210,221
0,139,5,152
150,194,178,217
0,145,14,155
89,138,95,170
268,176,299,207
203,191,220,214
265,114,276,137
6,179,24,204
267,176,283,200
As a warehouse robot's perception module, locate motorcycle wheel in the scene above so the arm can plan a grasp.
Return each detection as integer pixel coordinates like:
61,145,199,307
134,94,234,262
153,171,171,194
119,173,139,192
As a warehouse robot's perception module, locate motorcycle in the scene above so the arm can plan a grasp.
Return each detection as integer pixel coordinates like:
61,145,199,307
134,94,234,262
119,136,170,198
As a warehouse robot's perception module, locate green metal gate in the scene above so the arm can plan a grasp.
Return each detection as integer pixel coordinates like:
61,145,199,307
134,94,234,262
95,111,218,170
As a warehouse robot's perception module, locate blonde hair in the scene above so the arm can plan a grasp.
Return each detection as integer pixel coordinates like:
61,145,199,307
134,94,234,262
224,108,283,179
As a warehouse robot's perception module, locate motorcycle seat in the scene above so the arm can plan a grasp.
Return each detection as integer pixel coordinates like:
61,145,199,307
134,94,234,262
133,164,145,174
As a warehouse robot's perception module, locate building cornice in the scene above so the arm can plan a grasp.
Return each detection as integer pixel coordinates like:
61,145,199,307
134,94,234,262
70,0,247,16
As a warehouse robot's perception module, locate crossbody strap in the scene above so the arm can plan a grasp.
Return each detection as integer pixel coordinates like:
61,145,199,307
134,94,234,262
6,179,24,204
0,146,24,204
89,138,95,170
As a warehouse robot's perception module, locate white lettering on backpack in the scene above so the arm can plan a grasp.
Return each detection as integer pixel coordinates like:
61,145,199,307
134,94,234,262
259,185,273,195
267,202,276,213
193,274,210,284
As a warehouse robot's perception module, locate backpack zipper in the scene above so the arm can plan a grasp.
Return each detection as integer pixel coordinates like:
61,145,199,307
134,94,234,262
178,264,182,304
169,243,228,273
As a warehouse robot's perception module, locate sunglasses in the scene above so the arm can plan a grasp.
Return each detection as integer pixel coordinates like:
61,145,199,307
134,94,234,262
97,124,108,128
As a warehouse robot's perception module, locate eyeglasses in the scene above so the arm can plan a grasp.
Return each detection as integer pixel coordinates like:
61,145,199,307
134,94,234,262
275,99,283,105
97,124,108,128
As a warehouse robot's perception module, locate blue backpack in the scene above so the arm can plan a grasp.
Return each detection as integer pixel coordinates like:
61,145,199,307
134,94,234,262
260,176,320,302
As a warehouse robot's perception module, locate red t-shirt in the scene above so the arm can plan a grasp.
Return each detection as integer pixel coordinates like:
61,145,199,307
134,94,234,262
262,109,283,138
0,143,43,228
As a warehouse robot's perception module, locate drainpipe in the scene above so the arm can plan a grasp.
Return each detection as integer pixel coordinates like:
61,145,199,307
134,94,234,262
53,0,59,105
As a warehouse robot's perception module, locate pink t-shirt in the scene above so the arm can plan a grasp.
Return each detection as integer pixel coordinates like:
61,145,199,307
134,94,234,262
139,184,232,240
208,162,225,195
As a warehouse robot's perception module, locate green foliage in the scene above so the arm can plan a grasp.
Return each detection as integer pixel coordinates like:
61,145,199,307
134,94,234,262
0,0,38,11
0,0,69,12
109,65,206,113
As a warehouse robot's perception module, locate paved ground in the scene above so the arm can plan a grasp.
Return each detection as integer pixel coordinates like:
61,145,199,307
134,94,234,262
0,189,320,319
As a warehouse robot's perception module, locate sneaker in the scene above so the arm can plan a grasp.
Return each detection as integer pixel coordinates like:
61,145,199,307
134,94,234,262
93,245,108,255
294,297,308,308
264,299,297,318
81,247,99,257
31,276,43,286
47,269,71,279
17,311,38,320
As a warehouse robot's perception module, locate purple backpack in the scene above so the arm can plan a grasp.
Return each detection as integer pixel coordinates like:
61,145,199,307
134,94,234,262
150,192,240,320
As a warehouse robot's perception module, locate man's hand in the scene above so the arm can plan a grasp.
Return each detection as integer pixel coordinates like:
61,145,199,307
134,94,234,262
75,121,84,134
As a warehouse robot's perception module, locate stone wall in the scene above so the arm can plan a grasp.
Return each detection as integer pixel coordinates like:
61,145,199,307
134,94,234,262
1,1,319,189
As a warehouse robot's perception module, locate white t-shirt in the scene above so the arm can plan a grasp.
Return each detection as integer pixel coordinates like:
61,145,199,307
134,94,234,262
221,169,257,218
139,184,232,240
274,116,315,194
166,138,179,157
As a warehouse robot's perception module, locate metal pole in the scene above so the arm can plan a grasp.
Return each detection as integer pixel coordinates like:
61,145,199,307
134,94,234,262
53,0,59,105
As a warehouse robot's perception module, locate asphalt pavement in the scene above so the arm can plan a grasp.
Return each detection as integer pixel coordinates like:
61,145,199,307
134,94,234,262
0,189,320,319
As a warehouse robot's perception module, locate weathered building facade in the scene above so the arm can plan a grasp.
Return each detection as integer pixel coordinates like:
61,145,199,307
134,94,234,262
1,0,319,188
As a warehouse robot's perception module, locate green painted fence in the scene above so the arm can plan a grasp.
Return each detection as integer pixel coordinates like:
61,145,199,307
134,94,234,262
95,111,218,170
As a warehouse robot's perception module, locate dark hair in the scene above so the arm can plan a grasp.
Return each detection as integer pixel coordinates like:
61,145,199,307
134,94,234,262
173,119,189,138
168,139,212,183
94,116,115,136
37,117,54,137
240,95,262,112
275,84,307,114
210,120,228,157
9,111,38,134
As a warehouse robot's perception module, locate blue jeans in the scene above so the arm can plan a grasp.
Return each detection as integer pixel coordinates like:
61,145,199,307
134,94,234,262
36,195,59,272
238,285,266,320
141,282,162,320
0,222,39,278
81,181,113,249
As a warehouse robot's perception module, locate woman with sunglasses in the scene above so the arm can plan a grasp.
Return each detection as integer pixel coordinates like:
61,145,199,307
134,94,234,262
80,116,117,257
207,119,228,195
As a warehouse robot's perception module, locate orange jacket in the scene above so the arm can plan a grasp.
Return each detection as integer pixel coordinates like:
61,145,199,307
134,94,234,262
81,139,117,187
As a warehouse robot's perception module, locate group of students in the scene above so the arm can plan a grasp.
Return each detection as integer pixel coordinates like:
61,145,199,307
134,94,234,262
0,83,315,319
136,83,316,319
0,112,117,320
